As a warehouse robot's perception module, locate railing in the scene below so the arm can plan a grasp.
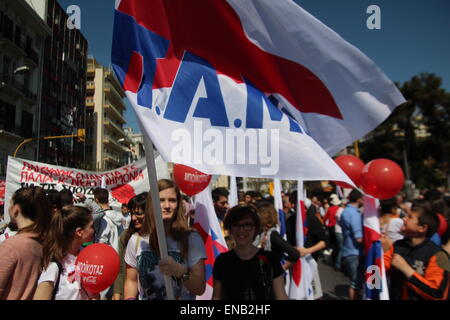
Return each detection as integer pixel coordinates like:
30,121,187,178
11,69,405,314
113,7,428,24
104,103,126,123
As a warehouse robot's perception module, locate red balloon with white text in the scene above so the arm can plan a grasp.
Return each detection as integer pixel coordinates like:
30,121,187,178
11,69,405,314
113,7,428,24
75,243,120,294
173,164,212,196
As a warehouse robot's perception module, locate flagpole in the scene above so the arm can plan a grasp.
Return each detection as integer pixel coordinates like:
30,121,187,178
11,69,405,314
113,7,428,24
142,134,175,300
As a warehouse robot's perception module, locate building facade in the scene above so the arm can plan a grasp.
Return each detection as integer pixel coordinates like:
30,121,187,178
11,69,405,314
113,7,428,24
37,0,88,168
0,0,51,177
124,127,144,164
85,57,129,171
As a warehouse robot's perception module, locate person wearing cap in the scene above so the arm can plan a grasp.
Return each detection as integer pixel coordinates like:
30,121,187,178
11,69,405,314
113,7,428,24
323,194,344,270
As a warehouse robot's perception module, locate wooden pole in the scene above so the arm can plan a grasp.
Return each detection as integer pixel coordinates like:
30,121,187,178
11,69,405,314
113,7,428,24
142,133,175,300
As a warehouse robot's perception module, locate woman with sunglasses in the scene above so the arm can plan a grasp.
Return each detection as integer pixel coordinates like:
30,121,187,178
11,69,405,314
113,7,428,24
112,192,148,300
124,179,206,300
212,205,289,300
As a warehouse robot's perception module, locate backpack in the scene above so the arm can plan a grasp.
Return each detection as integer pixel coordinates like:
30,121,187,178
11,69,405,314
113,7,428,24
51,260,63,300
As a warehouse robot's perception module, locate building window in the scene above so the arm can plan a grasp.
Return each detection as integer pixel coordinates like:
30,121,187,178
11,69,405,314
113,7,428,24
0,100,16,133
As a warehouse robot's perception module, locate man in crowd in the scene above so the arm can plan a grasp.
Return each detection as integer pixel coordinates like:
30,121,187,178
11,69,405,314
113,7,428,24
340,189,364,300
212,187,229,222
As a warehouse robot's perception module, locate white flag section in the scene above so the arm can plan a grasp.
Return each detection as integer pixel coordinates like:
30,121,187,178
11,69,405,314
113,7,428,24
227,0,406,156
193,185,228,300
273,179,286,238
289,181,317,300
111,0,403,182
4,156,149,223
228,176,238,207
363,196,390,300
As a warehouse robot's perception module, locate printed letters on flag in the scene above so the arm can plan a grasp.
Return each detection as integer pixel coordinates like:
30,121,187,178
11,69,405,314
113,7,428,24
111,0,403,181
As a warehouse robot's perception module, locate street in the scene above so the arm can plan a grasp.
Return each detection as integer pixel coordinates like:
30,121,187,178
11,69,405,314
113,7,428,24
317,255,350,300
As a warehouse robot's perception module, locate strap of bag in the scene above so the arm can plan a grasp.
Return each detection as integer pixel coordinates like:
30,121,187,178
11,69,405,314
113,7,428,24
51,260,63,300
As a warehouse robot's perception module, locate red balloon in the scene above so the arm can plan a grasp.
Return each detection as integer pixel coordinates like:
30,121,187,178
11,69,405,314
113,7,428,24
173,164,212,196
333,155,365,188
360,159,405,200
437,213,448,238
75,243,120,294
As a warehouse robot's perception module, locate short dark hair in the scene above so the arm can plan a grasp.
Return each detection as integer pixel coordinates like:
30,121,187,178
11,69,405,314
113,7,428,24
412,203,439,238
223,205,260,238
348,189,363,203
93,188,109,204
212,187,229,202
380,198,397,214
46,189,61,209
59,189,74,206
245,191,257,198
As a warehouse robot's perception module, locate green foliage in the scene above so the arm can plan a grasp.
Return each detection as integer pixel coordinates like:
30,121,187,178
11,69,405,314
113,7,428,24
360,73,450,189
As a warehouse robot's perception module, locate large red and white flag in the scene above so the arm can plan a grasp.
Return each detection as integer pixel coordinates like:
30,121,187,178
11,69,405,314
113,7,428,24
288,181,316,300
111,0,404,181
193,185,228,300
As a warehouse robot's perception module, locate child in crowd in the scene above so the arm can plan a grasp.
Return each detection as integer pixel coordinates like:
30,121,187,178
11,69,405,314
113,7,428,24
382,203,450,300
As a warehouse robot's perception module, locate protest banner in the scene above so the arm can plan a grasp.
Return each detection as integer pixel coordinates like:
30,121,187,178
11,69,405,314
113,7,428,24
4,156,149,223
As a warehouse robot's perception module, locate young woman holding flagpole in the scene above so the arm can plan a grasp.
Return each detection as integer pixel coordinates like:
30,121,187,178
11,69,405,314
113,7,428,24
123,179,206,300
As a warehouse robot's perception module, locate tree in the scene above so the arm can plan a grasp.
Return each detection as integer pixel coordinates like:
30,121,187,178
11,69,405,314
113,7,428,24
360,73,450,190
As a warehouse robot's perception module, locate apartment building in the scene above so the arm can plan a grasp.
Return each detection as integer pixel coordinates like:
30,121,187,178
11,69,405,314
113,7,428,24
0,0,50,177
86,57,130,171
37,0,88,168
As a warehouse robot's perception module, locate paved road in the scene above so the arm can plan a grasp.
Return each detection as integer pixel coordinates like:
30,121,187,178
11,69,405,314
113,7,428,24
317,255,350,300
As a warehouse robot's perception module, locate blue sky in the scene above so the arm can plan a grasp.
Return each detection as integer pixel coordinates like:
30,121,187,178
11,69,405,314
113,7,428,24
57,0,450,133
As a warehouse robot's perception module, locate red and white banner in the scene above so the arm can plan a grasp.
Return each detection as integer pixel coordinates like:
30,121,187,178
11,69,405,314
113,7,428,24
4,156,149,223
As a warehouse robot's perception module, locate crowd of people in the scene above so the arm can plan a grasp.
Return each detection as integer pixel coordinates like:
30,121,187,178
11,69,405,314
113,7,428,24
0,181,449,300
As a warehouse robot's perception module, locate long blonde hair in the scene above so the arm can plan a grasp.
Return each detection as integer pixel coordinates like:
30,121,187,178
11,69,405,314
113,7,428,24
140,179,191,260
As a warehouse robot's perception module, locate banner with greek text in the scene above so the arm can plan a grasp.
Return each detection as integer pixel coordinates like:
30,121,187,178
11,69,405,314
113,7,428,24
4,156,149,223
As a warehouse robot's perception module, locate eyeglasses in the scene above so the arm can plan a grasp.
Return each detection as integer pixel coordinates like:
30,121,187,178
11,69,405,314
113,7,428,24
131,210,145,217
231,223,255,231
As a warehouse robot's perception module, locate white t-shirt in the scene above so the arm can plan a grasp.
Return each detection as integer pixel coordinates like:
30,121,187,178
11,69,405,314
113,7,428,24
384,217,404,243
0,227,18,244
334,207,344,234
125,231,206,300
120,213,131,234
38,254,92,300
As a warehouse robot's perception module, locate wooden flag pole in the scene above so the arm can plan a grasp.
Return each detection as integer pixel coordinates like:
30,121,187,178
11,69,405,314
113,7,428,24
142,133,175,300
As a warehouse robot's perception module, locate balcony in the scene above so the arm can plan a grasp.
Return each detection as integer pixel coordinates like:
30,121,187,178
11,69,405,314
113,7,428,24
0,74,25,98
105,70,124,97
104,83,125,110
104,155,122,167
86,81,95,92
87,65,96,75
104,103,126,124
86,98,94,107
104,120,126,137
0,31,26,57
23,46,39,68
103,136,128,152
